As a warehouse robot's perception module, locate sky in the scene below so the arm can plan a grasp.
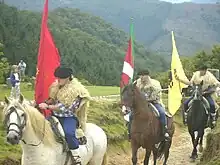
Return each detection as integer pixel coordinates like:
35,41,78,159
160,0,191,3
160,0,218,3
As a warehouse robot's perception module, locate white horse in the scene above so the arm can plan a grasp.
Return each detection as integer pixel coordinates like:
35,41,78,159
2,95,108,165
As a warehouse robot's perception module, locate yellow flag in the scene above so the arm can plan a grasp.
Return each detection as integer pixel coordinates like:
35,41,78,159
168,31,189,116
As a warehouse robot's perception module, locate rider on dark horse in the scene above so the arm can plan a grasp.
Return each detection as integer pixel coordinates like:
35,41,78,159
125,70,170,141
175,64,220,127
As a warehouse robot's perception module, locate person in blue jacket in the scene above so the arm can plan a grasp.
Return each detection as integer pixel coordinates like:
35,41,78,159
10,65,20,99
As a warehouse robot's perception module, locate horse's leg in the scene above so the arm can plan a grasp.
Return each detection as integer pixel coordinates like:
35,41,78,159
143,149,151,165
152,148,158,165
190,132,199,161
131,143,139,165
163,141,172,165
189,130,196,160
199,130,205,153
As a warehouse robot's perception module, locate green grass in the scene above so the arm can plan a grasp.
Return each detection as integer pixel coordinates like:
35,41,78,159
0,109,22,163
85,85,119,96
0,84,120,100
199,119,220,165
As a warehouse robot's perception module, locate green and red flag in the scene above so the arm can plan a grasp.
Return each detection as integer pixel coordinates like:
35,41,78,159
120,20,134,88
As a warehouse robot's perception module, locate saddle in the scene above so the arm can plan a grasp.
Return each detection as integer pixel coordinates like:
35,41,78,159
47,116,87,152
187,97,210,114
149,103,172,118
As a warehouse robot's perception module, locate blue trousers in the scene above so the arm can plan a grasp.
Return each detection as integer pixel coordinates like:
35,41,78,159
57,116,79,149
184,95,215,113
153,103,167,125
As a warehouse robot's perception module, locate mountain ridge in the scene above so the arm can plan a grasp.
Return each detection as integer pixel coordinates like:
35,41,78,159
0,3,168,86
4,0,220,55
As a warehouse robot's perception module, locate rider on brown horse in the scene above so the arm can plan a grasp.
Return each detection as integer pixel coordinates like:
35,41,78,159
126,69,170,140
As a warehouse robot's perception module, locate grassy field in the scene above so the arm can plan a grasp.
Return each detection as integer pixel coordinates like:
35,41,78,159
0,84,120,100
199,119,220,165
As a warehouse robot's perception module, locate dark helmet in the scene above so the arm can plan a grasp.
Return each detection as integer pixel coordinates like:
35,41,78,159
138,69,150,76
197,63,208,71
54,66,73,79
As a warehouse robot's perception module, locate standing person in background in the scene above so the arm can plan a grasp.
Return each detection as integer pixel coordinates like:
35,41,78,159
10,65,20,99
18,60,26,80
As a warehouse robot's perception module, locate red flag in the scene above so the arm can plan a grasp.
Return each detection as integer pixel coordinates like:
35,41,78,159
35,0,60,117
120,21,134,88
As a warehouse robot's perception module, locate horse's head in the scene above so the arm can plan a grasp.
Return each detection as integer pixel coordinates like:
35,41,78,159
191,80,203,101
3,95,26,145
120,81,137,113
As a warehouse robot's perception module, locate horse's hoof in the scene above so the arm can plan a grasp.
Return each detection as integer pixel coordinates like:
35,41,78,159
190,154,198,161
190,158,196,162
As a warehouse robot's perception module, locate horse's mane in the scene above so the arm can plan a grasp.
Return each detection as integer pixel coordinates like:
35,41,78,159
133,86,150,111
4,100,56,146
23,104,56,146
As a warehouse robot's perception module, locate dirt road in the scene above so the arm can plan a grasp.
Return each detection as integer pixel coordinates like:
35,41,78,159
108,126,211,165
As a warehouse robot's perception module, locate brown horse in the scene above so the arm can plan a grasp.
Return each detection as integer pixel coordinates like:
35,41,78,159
120,82,175,165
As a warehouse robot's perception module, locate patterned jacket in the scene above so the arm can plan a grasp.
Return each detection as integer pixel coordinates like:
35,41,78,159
190,71,220,99
136,78,164,105
48,78,91,117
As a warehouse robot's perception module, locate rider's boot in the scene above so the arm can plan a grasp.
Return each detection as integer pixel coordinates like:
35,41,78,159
211,113,216,126
183,112,188,125
71,148,82,165
162,125,170,141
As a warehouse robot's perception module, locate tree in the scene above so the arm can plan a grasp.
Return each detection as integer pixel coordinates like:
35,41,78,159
0,43,10,83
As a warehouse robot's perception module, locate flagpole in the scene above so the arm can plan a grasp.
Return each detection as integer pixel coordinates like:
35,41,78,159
130,17,134,82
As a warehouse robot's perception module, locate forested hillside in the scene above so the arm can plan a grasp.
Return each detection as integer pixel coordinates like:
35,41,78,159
4,0,220,55
0,4,168,85
157,44,220,88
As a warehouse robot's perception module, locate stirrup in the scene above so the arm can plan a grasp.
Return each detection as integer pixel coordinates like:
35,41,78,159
163,125,170,140
164,132,170,141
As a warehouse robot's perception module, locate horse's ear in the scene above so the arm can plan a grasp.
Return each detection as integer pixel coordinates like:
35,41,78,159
19,94,24,104
4,96,10,104
200,80,204,86
132,80,137,86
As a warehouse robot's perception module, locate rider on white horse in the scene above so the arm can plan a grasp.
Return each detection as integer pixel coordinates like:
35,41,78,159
39,66,90,165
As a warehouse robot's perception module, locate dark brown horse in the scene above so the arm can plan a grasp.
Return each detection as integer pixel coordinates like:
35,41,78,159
120,82,175,165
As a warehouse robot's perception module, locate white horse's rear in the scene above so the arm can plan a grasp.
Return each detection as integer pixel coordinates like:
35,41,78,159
84,123,107,165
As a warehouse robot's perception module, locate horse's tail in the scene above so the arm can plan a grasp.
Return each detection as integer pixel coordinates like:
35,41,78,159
101,152,108,165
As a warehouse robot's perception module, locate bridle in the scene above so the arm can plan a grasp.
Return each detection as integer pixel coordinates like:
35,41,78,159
121,85,138,115
3,105,46,147
192,85,202,101
4,106,27,139
3,104,72,165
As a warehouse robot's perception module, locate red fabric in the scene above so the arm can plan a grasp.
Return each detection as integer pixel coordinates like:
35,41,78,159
35,0,60,117
120,38,133,88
